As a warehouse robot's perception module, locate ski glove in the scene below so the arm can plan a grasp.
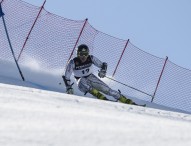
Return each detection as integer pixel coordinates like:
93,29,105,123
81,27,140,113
98,69,106,78
98,62,107,78
62,75,74,94
66,85,74,94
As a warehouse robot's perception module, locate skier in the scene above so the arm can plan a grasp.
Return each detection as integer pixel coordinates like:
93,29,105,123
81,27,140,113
62,44,138,105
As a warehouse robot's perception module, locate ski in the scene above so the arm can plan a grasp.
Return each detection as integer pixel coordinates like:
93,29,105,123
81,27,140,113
134,103,146,107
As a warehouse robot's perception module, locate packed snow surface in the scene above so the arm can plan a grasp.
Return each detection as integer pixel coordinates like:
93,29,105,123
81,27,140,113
0,83,191,146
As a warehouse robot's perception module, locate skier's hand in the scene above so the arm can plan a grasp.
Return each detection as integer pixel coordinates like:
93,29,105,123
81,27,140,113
66,83,74,94
98,69,106,78
66,87,74,94
98,62,107,78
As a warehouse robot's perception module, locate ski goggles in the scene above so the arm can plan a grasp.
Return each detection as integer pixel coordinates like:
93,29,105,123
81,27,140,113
77,52,89,57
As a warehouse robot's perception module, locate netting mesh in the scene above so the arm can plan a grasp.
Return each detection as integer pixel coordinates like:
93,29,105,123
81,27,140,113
0,0,41,60
154,61,191,112
93,31,127,76
1,0,191,113
18,10,86,73
112,42,166,101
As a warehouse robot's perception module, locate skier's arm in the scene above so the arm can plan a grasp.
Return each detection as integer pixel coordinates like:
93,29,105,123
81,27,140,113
90,55,107,78
62,59,74,94
90,55,103,68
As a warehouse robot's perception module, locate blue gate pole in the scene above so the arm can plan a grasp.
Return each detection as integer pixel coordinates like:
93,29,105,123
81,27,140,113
0,3,25,81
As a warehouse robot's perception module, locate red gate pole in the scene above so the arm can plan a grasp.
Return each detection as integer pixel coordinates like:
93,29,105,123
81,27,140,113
112,39,129,77
151,56,168,102
66,18,88,63
17,0,46,61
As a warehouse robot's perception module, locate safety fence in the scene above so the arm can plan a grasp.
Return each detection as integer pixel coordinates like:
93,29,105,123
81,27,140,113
0,0,191,113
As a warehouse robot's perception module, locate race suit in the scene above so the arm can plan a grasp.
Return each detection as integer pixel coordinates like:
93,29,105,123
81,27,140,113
64,55,121,99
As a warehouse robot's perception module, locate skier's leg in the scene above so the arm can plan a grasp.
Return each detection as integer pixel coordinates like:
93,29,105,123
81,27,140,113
86,74,116,98
86,74,119,98
77,74,137,104
77,76,107,100
87,74,135,104
107,89,136,104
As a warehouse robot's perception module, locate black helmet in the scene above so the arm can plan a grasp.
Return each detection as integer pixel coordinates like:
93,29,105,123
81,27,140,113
77,44,89,57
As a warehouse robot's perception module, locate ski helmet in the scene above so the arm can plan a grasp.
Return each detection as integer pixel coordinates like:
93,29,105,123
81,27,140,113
77,44,89,57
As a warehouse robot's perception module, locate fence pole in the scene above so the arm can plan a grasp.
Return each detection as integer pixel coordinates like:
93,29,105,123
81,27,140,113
66,18,88,63
151,56,168,102
17,0,46,61
112,39,129,77
0,3,25,81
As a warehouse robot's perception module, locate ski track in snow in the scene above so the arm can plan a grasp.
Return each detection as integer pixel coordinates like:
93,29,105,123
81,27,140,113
0,83,191,146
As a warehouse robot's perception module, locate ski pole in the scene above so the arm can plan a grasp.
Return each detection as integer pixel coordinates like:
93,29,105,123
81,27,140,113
105,76,153,97
0,4,25,81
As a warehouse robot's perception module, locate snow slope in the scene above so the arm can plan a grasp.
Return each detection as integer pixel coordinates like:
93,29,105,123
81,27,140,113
0,58,191,146
0,83,191,146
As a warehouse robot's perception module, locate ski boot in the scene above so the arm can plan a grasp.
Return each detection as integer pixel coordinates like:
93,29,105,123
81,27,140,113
119,95,135,104
89,88,108,100
119,94,146,107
